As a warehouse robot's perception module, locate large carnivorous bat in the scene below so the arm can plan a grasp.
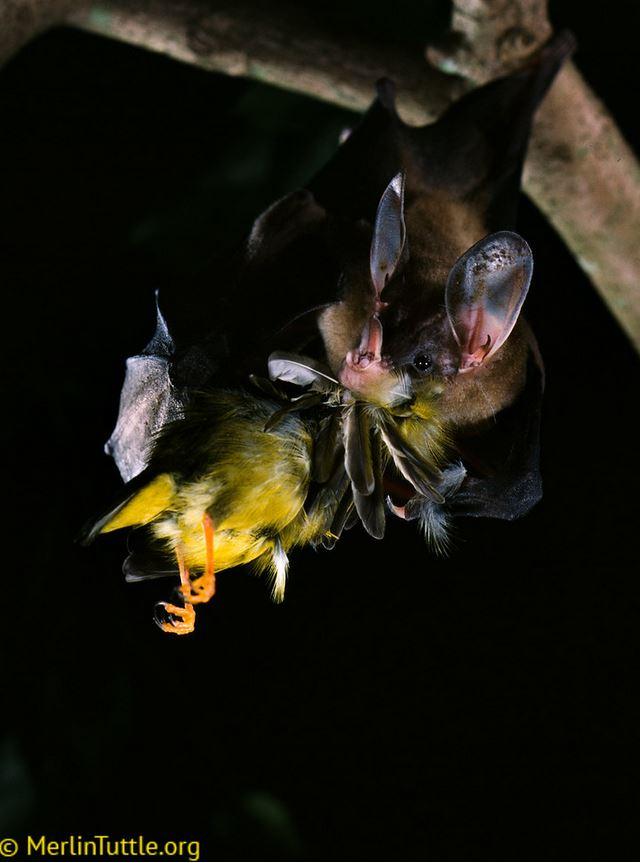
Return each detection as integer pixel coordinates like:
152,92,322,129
245,30,574,524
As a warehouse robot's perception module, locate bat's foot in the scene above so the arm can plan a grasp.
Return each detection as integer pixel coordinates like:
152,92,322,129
182,572,215,605
154,600,196,636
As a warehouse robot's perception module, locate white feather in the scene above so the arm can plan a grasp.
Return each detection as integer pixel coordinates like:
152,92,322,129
268,352,338,390
269,538,290,603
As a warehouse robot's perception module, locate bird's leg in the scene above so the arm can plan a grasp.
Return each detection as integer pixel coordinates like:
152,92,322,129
185,513,216,605
154,545,196,635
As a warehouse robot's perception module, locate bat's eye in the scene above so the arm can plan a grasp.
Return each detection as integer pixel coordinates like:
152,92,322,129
413,353,433,373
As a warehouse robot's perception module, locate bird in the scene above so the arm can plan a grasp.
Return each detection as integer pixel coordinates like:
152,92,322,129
80,388,336,635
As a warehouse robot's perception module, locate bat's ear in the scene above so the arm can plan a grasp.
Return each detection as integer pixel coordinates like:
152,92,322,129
370,172,407,297
445,231,533,371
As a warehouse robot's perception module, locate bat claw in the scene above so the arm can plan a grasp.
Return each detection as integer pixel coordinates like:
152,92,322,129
154,600,196,636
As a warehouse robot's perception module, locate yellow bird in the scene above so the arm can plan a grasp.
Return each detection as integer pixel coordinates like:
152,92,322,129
81,389,329,635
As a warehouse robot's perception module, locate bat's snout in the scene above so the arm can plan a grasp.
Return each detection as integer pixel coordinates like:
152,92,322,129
338,315,400,404
344,315,383,370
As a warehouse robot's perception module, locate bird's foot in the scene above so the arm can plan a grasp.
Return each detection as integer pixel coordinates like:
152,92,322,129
182,572,216,605
154,600,196,635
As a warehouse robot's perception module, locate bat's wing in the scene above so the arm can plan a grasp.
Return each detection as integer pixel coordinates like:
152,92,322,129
309,31,575,230
228,190,342,357
450,349,544,520
105,294,185,482
412,30,575,230
308,81,403,224
396,347,543,529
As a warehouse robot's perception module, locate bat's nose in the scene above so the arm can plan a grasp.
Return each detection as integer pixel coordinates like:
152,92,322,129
345,315,384,369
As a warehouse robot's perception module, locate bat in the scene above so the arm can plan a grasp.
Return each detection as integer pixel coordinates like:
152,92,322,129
258,31,574,539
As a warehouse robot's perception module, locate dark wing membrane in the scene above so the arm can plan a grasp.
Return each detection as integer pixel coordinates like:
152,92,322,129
450,352,544,520
229,191,343,358
308,77,405,223
309,32,575,231
409,30,576,229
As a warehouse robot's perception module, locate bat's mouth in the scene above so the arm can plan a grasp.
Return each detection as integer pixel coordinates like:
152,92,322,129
338,315,400,404
344,315,384,370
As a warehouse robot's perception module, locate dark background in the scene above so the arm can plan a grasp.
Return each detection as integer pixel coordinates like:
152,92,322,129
1,1,639,859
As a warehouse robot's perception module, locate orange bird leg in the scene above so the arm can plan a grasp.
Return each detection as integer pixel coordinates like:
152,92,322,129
187,514,216,605
154,545,196,636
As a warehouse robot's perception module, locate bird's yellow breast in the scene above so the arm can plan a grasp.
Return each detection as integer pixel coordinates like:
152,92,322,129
150,410,314,572
152,516,273,572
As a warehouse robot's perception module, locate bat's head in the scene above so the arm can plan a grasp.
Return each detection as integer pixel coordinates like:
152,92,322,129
337,174,534,409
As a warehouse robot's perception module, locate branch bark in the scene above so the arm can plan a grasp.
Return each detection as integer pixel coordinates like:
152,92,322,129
2,0,639,352
427,0,640,351
0,0,87,63
70,0,466,121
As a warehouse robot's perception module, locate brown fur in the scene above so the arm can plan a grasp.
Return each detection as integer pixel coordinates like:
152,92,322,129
436,321,528,428
318,289,372,373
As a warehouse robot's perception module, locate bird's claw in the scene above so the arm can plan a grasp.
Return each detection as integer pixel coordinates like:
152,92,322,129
154,600,196,635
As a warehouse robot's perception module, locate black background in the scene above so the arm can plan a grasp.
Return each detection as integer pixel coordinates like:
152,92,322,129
1,1,639,859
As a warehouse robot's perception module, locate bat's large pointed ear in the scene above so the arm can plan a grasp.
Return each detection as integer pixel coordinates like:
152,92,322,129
370,172,407,298
445,231,533,372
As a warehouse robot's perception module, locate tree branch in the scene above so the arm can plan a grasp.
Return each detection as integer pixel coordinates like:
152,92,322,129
2,0,639,352
0,0,87,63
427,0,640,351
70,0,466,121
